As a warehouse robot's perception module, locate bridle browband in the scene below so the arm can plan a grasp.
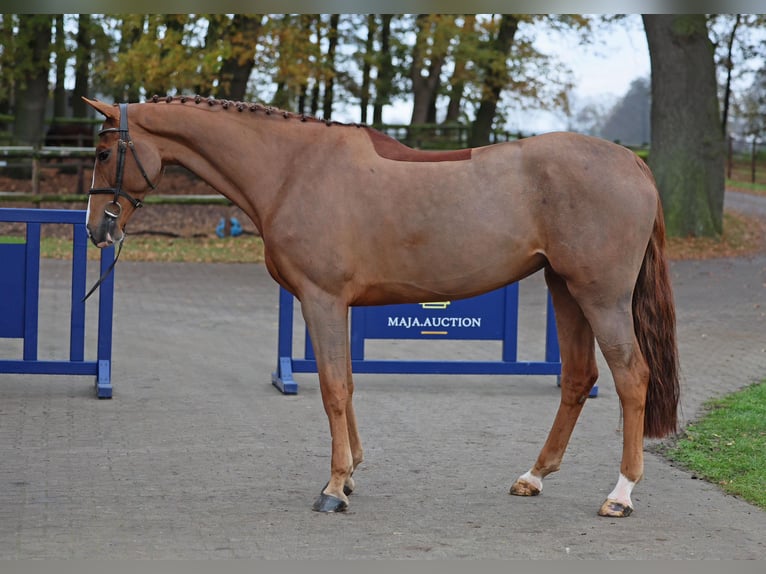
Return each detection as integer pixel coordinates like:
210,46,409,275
83,103,159,302
88,102,158,218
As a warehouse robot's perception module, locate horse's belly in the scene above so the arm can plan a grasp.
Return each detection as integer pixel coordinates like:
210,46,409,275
353,247,546,306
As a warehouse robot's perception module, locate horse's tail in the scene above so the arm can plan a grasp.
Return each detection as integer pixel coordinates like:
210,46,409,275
632,192,680,438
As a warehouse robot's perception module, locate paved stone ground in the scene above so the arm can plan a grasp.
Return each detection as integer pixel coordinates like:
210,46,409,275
0,192,765,559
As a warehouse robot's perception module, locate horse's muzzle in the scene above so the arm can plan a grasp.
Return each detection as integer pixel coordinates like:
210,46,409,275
87,215,123,248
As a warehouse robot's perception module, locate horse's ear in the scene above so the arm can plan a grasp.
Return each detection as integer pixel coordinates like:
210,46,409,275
82,97,118,120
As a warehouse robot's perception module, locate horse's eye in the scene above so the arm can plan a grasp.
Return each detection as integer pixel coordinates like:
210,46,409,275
97,149,111,162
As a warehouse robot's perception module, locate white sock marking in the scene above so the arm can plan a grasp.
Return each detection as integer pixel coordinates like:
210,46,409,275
606,472,636,507
518,470,543,493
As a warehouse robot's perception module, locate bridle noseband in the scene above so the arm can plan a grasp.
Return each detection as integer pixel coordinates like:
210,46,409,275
88,102,158,218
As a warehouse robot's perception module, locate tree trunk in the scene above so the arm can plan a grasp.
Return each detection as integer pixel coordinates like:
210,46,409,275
410,14,446,125
12,14,52,146
643,14,725,237
297,86,307,114
297,15,314,114
0,15,15,115
445,15,475,123
469,15,518,148
52,14,67,118
273,81,288,109
322,14,340,119
426,89,438,124
373,15,393,125
217,15,262,102
359,15,375,124
72,14,91,118
720,14,740,137
309,80,320,116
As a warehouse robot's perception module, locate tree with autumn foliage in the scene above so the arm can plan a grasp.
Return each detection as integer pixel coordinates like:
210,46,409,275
0,13,757,239
0,13,588,142
397,14,587,145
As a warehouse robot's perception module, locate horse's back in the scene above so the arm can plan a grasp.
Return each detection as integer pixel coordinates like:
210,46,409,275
477,132,653,199
477,131,658,222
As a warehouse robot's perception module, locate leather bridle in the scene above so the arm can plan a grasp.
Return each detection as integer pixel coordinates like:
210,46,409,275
88,102,158,219
83,103,159,302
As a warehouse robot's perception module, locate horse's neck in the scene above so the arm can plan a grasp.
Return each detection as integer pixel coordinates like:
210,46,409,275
145,104,309,230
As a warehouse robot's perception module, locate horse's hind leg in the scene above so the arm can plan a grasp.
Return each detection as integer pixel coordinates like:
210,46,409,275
588,313,650,518
510,268,598,497
569,283,650,517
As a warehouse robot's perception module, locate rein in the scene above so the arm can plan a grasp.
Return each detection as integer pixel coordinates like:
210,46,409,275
83,103,158,302
81,240,124,302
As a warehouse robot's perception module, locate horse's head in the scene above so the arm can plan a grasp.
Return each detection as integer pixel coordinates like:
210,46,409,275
83,98,163,247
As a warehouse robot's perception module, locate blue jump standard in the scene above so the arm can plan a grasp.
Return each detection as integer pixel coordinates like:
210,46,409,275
272,283,598,398
0,208,116,398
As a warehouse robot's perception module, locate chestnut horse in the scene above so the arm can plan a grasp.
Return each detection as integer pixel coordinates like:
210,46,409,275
83,96,679,518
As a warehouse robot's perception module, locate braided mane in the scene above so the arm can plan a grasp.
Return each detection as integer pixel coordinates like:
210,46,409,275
147,93,362,128
145,93,472,162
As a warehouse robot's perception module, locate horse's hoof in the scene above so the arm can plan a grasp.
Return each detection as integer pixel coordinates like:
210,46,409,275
509,478,541,496
598,499,633,517
312,493,349,513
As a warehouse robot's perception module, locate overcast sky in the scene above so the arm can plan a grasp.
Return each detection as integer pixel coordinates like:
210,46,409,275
514,15,651,133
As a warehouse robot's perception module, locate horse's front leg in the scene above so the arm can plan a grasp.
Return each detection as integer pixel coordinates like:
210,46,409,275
344,351,364,494
300,294,356,512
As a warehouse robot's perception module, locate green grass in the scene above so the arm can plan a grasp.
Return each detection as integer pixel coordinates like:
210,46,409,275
727,178,766,195
662,381,766,509
0,235,25,244
36,234,265,263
